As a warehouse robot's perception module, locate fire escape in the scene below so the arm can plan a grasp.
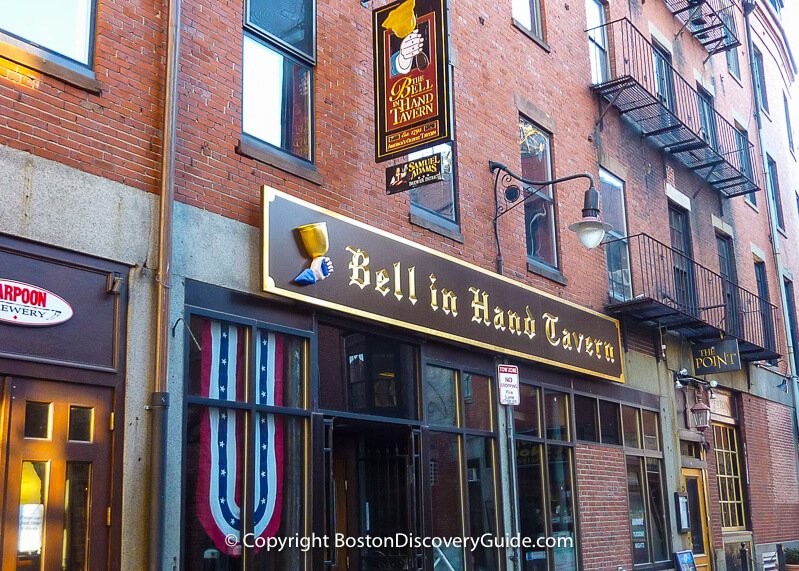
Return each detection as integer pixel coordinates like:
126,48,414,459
663,0,741,56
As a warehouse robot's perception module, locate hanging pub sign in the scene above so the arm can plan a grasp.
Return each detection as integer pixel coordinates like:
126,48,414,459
385,152,444,194
262,187,625,383
373,0,451,162
691,338,741,375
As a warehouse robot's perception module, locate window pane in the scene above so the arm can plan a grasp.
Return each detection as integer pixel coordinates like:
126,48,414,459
599,400,621,445
516,442,548,569
257,329,305,409
642,410,659,451
68,406,94,442
243,36,312,161
409,143,457,224
463,373,493,431
0,0,92,64
544,391,570,441
519,117,558,268
622,406,641,448
24,402,51,439
247,0,313,58
189,317,247,401
466,436,498,570
512,0,533,30
646,459,669,561
252,415,306,568
514,384,540,438
425,365,458,426
548,446,577,571
574,395,598,442
18,460,49,569
627,458,649,564
429,432,464,568
63,462,91,570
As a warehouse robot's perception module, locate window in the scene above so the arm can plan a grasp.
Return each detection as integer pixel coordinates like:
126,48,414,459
697,88,717,150
425,365,498,570
513,0,544,41
183,316,309,568
653,43,675,111
784,95,794,152
722,12,740,78
624,410,669,565
669,203,697,314
716,234,741,336
753,46,768,113
243,0,315,162
736,127,756,205
0,0,94,66
784,279,799,376
713,423,746,530
514,387,577,570
586,0,608,84
754,260,777,354
766,156,785,230
600,169,631,301
768,0,783,14
408,142,459,231
519,116,559,269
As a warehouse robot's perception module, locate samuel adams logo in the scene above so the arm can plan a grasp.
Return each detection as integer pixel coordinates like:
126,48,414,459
0,279,74,326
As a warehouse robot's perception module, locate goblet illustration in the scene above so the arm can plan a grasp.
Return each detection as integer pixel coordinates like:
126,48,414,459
383,0,429,72
294,222,334,285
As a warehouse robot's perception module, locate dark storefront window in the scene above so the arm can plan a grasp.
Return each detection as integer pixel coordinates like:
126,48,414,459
514,386,577,570
183,316,309,569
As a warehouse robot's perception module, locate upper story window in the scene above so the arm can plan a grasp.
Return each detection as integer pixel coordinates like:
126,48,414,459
519,116,559,270
768,0,783,14
586,0,609,84
242,0,315,162
0,0,94,66
752,46,769,113
600,169,631,301
697,87,718,150
652,42,675,112
722,12,740,78
512,0,545,42
408,143,459,234
766,155,785,230
784,94,795,153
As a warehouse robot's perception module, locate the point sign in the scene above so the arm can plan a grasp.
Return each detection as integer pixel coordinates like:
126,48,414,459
498,364,520,406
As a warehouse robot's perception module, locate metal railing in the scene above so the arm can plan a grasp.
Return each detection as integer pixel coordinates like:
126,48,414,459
662,0,741,56
587,18,759,190
605,233,779,354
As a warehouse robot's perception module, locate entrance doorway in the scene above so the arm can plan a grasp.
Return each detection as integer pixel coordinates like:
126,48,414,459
326,418,422,571
682,468,712,571
1,378,114,571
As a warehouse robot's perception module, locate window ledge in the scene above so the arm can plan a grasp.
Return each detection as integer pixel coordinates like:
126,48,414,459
744,197,759,213
409,211,464,242
727,71,744,89
0,36,101,93
237,134,322,186
778,226,788,239
512,19,551,53
527,260,568,285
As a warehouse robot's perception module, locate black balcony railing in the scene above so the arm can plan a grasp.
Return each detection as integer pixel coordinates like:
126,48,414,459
604,233,780,361
587,18,761,198
662,0,741,56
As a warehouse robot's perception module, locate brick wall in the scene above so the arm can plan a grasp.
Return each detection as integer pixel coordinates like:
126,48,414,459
575,444,633,570
739,394,799,542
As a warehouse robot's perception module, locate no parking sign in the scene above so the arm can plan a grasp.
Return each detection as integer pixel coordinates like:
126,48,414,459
498,364,519,406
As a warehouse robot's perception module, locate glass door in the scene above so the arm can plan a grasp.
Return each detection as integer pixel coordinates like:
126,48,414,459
682,468,711,571
2,378,113,571
669,204,698,315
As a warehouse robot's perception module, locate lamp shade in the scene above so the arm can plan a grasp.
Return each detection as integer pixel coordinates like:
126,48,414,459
691,400,711,432
568,185,612,249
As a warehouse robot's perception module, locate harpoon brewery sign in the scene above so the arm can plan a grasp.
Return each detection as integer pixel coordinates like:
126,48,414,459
0,279,74,326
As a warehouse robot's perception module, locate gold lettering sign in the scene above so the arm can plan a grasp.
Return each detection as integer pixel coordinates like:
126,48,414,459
263,187,624,383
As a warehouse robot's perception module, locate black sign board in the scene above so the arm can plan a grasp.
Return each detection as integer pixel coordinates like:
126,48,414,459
691,338,741,375
262,187,624,383
674,550,698,571
385,153,444,194
373,0,451,162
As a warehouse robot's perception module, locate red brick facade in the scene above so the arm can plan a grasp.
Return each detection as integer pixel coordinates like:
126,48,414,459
575,444,633,571
739,394,799,542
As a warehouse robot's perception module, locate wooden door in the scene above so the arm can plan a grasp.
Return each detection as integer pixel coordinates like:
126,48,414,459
2,378,113,571
683,468,712,571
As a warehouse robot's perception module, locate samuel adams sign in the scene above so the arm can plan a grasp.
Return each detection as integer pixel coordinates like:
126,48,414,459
373,0,452,162
262,187,624,383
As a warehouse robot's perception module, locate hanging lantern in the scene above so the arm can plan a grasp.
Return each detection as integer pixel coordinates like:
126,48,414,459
691,400,711,432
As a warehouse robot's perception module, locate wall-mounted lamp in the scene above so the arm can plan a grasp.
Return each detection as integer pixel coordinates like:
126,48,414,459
741,0,756,16
776,378,789,393
489,161,612,274
691,399,712,432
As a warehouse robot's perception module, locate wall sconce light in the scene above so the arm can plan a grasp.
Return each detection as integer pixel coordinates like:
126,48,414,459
106,273,123,295
776,378,789,393
741,0,756,16
489,161,612,274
